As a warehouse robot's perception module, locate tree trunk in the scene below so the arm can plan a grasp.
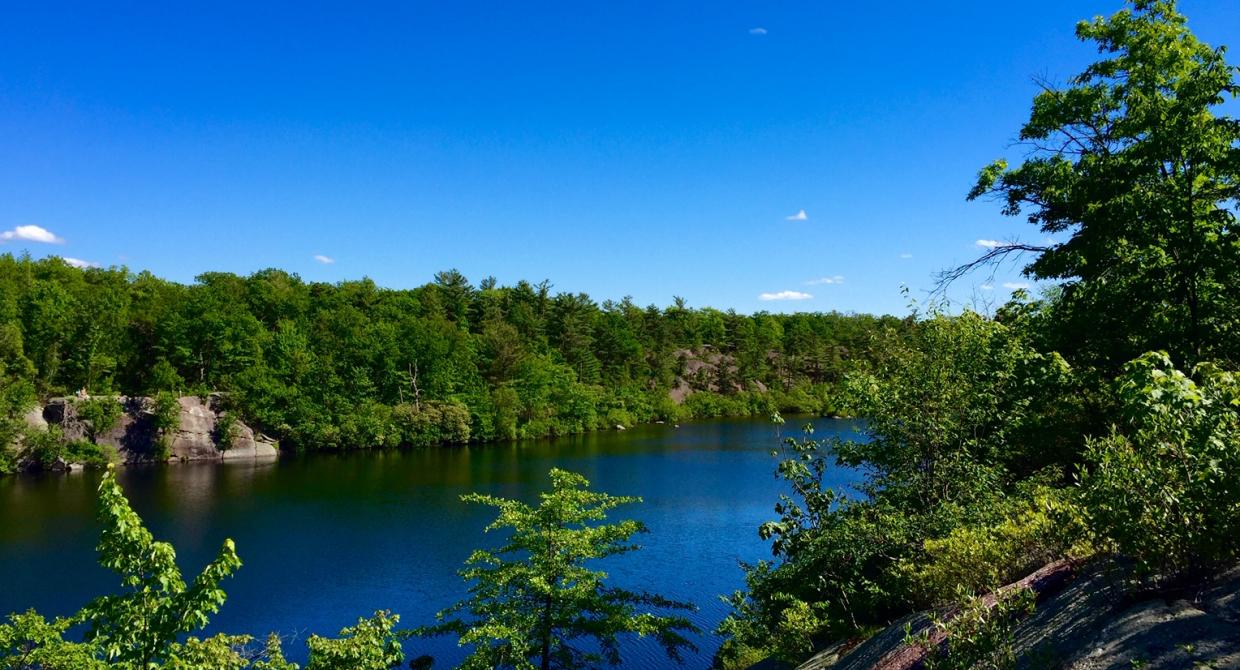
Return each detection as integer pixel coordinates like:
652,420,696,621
540,593,554,670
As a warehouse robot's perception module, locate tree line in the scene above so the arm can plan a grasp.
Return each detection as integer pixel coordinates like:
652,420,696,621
0,256,906,466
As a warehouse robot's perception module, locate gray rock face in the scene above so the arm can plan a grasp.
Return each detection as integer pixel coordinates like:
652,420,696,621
39,395,277,464
22,406,47,431
782,560,1240,670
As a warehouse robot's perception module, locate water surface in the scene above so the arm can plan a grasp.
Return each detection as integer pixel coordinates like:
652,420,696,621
0,416,863,668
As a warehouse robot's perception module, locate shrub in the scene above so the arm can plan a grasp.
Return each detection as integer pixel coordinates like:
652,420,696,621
392,400,471,447
339,401,397,448
213,412,238,450
63,440,113,468
1079,352,1240,582
906,486,1090,603
907,588,1036,670
151,392,182,461
75,397,123,443
302,611,404,670
17,426,66,470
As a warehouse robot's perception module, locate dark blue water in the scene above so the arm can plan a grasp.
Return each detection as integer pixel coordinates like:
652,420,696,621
0,416,863,668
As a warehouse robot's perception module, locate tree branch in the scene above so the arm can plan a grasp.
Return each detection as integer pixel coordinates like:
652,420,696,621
931,243,1051,300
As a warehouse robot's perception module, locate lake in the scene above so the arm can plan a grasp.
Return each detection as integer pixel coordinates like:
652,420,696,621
0,416,864,668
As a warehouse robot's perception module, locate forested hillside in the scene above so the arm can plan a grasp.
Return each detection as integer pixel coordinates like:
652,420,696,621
0,255,904,453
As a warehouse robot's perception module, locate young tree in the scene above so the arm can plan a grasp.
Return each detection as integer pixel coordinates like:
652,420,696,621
963,0,1240,370
420,469,697,670
76,468,243,667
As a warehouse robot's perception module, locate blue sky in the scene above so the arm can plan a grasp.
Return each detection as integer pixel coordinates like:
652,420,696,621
1,1,1237,315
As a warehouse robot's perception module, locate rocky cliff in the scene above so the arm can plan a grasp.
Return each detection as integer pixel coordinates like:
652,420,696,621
29,395,277,465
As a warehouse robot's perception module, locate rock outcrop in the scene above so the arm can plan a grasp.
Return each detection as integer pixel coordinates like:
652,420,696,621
783,560,1240,670
36,395,277,464
668,347,768,404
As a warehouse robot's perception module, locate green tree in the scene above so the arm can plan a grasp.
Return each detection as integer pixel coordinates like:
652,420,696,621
966,0,1240,370
0,322,36,473
420,469,697,670
77,468,242,667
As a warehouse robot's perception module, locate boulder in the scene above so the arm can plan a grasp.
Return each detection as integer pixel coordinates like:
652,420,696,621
169,396,224,460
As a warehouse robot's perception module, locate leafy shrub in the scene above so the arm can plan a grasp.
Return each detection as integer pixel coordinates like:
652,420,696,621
905,486,1090,603
1079,352,1240,581
0,610,107,669
64,440,113,468
301,611,404,670
16,426,66,470
213,412,238,450
75,397,123,443
392,399,471,447
907,587,1036,670
151,392,181,460
339,400,397,448
720,428,919,655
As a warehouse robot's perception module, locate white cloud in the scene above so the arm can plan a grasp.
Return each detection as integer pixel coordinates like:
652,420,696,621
980,283,994,291
785,209,808,221
60,257,99,269
313,254,335,264
806,275,844,285
0,225,64,244
759,290,813,301
1002,281,1030,290
975,239,1001,249
899,252,913,259
748,27,768,35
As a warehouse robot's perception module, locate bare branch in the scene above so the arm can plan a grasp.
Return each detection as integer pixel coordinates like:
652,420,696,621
930,243,1051,301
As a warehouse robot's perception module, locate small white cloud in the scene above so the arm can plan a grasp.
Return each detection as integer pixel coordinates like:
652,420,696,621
313,254,335,264
759,290,813,301
785,209,808,221
0,225,65,244
899,252,913,259
1002,281,1030,290
975,239,1001,249
980,283,994,291
60,257,100,269
748,27,768,35
806,275,845,285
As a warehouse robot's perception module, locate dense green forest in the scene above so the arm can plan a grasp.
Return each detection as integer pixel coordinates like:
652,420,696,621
0,254,904,461
3,1,1240,669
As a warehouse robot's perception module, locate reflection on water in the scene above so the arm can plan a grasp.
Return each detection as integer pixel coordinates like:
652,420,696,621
0,416,863,669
